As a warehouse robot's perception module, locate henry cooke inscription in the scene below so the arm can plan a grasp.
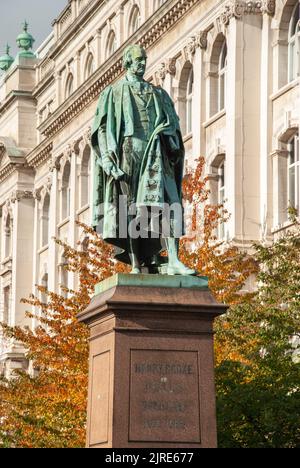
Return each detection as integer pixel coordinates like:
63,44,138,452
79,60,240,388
129,350,201,444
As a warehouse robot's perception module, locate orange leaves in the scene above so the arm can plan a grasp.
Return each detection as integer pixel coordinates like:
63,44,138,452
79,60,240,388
181,158,258,306
0,222,127,448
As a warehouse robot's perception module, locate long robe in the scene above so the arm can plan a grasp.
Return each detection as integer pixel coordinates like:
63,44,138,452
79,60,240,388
91,77,185,265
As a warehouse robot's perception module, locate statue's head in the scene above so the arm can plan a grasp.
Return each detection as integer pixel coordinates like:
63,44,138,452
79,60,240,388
123,44,147,78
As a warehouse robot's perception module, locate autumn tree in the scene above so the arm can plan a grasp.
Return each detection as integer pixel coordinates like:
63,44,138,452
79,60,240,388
216,226,300,448
181,157,257,305
2,157,286,449
0,228,127,448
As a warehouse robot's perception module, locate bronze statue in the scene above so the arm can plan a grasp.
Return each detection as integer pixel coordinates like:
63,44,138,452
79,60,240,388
91,44,195,276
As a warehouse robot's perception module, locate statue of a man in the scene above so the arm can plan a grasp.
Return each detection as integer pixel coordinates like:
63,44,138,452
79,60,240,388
91,44,195,276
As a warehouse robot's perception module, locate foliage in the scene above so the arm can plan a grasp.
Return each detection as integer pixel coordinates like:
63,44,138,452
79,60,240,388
216,227,300,448
181,157,258,305
0,226,127,448
0,157,298,448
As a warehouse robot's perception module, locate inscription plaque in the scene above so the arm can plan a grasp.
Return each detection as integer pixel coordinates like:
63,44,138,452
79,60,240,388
129,350,201,443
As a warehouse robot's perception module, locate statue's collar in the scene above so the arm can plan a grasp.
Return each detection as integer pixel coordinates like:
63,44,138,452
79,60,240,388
124,75,152,93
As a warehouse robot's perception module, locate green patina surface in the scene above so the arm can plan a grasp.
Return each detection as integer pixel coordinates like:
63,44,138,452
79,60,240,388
95,274,209,296
91,44,196,276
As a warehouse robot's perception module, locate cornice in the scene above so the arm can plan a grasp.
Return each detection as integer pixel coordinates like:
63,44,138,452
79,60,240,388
0,164,16,183
26,141,54,169
0,91,36,116
38,0,200,139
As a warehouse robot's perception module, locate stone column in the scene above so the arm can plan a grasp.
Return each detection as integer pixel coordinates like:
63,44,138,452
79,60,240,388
10,193,35,329
95,29,102,68
192,47,203,160
260,11,273,240
68,147,78,290
48,164,59,292
226,14,262,244
78,274,227,449
115,7,124,47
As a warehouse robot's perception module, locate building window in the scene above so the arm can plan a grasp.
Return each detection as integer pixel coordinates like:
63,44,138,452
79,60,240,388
41,194,50,247
61,162,71,221
218,161,226,239
65,73,74,99
129,6,141,35
288,133,300,213
3,286,11,324
186,68,194,135
218,41,227,112
288,3,300,82
209,35,227,117
85,53,94,80
178,63,193,136
106,31,117,58
80,147,91,208
40,273,48,306
59,256,68,298
4,215,12,259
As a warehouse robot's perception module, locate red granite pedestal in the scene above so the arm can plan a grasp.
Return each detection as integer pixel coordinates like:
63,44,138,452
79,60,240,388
77,274,227,449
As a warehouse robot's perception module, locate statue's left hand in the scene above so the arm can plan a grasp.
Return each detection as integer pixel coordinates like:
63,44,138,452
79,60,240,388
169,149,183,166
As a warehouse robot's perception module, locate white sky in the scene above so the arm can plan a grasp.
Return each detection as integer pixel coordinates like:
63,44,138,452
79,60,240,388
0,0,68,56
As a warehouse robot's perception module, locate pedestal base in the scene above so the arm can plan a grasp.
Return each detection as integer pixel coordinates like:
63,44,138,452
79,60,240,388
78,274,227,448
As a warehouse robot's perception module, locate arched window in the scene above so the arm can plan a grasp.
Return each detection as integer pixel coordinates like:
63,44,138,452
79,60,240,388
80,147,91,207
61,161,71,221
41,194,50,247
129,6,141,35
218,160,226,239
178,63,193,136
40,272,48,306
3,286,11,324
218,41,227,112
65,73,74,99
59,255,68,299
209,35,227,117
85,53,95,80
186,68,194,135
106,30,117,58
82,237,89,253
4,214,12,259
288,132,300,211
288,3,300,82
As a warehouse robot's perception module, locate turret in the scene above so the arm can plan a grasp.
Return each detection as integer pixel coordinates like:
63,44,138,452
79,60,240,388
0,45,14,72
16,21,36,58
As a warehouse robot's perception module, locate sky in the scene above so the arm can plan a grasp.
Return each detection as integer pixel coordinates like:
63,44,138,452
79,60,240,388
0,0,68,57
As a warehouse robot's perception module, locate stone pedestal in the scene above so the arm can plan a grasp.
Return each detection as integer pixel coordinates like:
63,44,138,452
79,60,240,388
78,274,227,449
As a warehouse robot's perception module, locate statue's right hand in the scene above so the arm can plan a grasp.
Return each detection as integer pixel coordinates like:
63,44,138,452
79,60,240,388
103,160,115,176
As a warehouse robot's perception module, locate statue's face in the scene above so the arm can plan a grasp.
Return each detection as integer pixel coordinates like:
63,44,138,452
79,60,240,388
128,47,147,77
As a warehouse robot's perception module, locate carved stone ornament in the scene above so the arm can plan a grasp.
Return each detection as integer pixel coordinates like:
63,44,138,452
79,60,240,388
33,189,42,201
220,0,275,25
260,0,276,15
10,190,33,204
155,58,176,85
196,30,208,50
48,157,60,172
220,1,245,25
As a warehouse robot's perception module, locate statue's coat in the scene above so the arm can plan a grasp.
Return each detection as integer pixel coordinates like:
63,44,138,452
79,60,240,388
91,77,185,265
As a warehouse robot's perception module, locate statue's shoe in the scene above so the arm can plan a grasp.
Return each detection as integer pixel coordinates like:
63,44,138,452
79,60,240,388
130,267,142,275
167,262,196,276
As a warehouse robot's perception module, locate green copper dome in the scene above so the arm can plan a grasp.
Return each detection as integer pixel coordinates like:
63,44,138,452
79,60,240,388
16,21,36,58
0,45,14,72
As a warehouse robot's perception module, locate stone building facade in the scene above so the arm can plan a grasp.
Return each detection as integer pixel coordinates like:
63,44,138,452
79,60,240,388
0,0,299,376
